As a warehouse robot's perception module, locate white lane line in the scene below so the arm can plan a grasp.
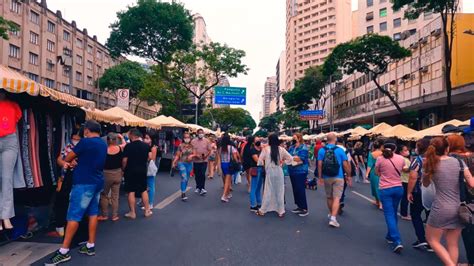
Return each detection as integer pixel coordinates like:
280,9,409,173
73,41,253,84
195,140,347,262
154,187,191,210
352,191,376,204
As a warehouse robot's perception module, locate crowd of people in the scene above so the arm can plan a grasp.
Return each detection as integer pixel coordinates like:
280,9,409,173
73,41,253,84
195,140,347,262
45,119,474,266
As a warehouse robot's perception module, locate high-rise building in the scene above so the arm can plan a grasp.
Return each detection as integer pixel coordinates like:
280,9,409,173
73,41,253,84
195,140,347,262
276,50,286,111
285,0,352,92
262,76,277,117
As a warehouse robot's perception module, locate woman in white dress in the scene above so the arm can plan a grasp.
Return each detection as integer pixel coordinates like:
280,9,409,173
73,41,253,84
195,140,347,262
256,134,293,217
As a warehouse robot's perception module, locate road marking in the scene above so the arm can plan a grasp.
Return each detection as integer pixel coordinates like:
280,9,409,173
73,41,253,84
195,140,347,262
154,187,191,210
352,191,376,204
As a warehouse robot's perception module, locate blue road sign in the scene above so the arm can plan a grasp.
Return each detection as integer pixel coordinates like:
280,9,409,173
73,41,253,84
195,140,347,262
300,110,325,116
214,95,246,105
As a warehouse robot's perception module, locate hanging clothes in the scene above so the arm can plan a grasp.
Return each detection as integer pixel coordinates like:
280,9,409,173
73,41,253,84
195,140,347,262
20,110,34,188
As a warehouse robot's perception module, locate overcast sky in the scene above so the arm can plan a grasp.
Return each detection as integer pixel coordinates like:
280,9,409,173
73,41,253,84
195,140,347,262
47,0,474,124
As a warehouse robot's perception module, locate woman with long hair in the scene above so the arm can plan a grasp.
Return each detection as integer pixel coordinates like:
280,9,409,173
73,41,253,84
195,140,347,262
446,135,474,265
424,137,474,266
217,133,240,203
288,133,309,217
207,137,218,179
256,134,293,218
366,139,383,209
172,132,195,202
143,133,158,209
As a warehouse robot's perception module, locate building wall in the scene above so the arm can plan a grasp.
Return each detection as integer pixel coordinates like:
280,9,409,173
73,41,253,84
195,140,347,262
262,76,277,117
276,50,286,111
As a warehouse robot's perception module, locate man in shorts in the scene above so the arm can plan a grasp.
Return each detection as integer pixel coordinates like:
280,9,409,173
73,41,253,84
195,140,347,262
318,132,351,228
48,120,107,264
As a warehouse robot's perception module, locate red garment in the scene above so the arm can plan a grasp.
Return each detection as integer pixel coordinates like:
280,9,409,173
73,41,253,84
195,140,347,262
0,100,22,137
314,140,323,157
174,139,181,147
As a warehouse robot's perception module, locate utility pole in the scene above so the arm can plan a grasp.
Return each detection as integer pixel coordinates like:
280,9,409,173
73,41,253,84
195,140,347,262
329,75,334,132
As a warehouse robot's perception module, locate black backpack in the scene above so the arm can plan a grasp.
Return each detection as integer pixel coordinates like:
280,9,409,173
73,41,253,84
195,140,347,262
322,146,340,177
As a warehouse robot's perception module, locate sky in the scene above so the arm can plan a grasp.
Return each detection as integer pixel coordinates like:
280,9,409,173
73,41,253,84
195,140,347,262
47,0,474,124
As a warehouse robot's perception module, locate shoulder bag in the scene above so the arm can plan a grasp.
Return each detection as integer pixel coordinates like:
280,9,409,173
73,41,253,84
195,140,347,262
457,158,474,225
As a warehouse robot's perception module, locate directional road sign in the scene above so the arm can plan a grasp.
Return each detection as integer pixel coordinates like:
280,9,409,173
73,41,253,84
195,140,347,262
214,95,246,105
299,110,325,121
214,86,246,105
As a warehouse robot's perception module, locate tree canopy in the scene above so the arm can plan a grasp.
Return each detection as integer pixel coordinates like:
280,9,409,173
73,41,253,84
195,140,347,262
0,16,18,40
199,107,256,133
258,111,282,133
106,0,194,64
283,66,327,111
98,61,148,99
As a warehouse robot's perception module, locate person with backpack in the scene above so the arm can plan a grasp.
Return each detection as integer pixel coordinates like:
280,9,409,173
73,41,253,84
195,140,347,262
317,133,351,228
407,138,433,252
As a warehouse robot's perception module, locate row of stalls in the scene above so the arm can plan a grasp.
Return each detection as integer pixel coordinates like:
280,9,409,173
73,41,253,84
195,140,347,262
0,65,217,243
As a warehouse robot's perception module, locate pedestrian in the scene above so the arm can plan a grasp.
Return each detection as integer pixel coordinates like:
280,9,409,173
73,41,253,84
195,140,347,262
288,133,310,217
375,140,406,254
122,129,153,219
446,134,474,265
191,129,212,195
207,137,218,179
317,132,351,228
256,134,293,217
241,136,255,193
366,139,383,209
423,137,474,266
143,133,158,209
217,133,240,202
407,138,433,252
353,141,368,183
397,145,411,221
249,138,263,211
172,132,195,201
48,120,107,264
98,133,124,222
337,138,352,214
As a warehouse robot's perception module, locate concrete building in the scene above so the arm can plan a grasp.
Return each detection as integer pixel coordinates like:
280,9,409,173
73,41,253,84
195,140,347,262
0,0,159,119
285,0,352,92
319,14,474,130
213,75,230,108
276,50,286,112
262,76,277,117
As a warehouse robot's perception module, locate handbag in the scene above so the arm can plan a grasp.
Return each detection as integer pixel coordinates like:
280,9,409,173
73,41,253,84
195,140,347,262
249,167,258,176
228,146,241,173
147,160,158,177
457,158,474,225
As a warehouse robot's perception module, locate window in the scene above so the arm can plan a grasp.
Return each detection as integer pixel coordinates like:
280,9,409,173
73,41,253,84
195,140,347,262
30,11,40,24
9,44,20,58
409,28,417,36
379,8,387,18
60,83,70,93
380,22,387,32
47,40,55,52
87,60,93,70
63,30,70,41
367,0,373,7
46,59,55,71
10,23,20,36
87,45,93,54
76,55,83,65
367,25,374,34
29,31,39,44
87,76,93,86
47,21,55,33
393,33,402,41
28,73,39,82
29,52,39,65
63,47,72,56
76,71,83,81
379,0,387,2
76,38,83,48
63,66,70,76
366,12,374,21
44,78,55,88
96,50,102,59
393,18,402,28
10,0,21,14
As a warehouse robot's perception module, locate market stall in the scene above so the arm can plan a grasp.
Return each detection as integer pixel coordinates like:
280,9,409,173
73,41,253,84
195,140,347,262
379,124,418,141
406,119,464,141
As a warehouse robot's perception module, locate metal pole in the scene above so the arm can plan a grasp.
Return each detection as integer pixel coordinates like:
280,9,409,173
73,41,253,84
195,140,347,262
329,75,334,132
195,98,199,125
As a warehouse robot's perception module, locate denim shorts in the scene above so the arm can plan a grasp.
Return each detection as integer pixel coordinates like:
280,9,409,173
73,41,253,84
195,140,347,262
67,184,102,222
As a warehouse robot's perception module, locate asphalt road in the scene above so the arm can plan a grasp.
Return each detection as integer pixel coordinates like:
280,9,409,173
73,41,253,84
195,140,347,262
32,169,467,266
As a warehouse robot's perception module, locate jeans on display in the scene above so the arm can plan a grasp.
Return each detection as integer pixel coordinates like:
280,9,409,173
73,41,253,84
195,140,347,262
289,172,308,210
193,162,207,190
178,162,193,192
400,182,409,217
410,192,426,243
379,186,404,247
249,168,264,207
0,133,19,219
147,175,156,205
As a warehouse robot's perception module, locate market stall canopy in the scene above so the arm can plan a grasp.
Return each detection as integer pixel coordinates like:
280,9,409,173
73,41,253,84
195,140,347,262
368,122,393,135
186,123,215,134
279,134,292,141
303,135,311,141
1,65,95,109
347,126,370,140
100,107,159,129
148,115,188,129
82,107,125,126
336,128,354,137
406,119,463,141
379,124,418,140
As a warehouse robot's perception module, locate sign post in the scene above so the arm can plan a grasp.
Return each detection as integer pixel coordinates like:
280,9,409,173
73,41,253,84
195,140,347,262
214,86,246,105
116,89,130,110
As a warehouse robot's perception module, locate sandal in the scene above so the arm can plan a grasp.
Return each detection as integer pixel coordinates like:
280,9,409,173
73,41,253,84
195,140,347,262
111,216,120,222
97,216,109,221
278,213,285,218
124,212,136,219
144,210,153,217
256,210,265,216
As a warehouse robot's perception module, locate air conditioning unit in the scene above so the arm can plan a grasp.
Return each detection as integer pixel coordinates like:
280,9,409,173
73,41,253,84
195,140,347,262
410,42,419,49
401,31,411,40
428,113,437,126
419,36,429,45
431,28,442,37
419,66,429,73
402,74,412,80
390,80,397,85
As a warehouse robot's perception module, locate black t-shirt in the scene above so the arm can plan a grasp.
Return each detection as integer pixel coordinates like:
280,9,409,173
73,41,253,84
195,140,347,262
123,140,149,175
242,143,253,165
249,147,261,168
354,147,364,157
104,147,123,170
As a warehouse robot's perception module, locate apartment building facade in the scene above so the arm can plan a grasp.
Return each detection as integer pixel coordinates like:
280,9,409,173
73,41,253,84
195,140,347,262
275,50,286,112
285,0,352,92
262,76,277,117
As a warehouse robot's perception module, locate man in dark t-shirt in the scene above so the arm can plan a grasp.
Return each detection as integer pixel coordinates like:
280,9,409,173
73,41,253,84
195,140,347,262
122,128,152,219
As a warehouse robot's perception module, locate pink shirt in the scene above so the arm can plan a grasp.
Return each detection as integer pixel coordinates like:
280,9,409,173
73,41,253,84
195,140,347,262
375,154,405,189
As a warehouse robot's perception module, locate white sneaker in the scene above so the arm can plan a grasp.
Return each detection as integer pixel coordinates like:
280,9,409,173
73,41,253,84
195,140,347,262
221,197,229,203
194,188,200,193
200,189,207,195
329,218,340,228
227,193,232,199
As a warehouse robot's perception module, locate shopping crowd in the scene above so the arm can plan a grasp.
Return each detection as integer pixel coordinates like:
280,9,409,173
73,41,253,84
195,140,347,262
43,119,473,266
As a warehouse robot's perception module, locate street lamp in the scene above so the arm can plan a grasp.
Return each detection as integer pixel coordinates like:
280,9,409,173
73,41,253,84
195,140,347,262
464,29,474,35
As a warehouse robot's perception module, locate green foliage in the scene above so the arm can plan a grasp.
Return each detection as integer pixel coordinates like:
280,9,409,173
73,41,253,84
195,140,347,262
199,107,256,133
0,16,18,40
98,61,148,98
254,130,268,138
392,0,458,20
283,66,327,110
106,0,194,63
258,111,282,133
281,110,309,130
324,34,411,113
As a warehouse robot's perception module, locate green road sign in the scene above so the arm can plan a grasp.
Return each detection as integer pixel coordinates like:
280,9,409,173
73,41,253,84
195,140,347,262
215,86,246,96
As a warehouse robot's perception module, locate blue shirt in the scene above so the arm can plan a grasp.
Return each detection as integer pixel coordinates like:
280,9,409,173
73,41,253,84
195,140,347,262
288,144,309,174
72,137,107,185
317,144,348,179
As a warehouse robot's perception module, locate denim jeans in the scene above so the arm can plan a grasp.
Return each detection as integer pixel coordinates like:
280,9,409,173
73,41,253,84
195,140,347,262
0,133,18,219
289,172,308,210
178,162,193,193
410,191,426,243
379,186,404,246
67,184,102,222
249,168,264,207
147,176,156,205
193,162,207,190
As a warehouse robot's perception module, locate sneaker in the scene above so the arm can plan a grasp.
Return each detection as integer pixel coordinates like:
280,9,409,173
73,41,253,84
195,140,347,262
329,219,340,228
386,238,394,244
141,204,153,210
227,193,232,199
291,208,302,214
393,244,403,254
257,205,261,209
78,244,96,256
298,210,309,217
250,206,259,212
47,250,71,265
194,188,200,194
425,244,434,252
181,193,188,201
221,197,229,203
200,189,207,196
412,240,428,249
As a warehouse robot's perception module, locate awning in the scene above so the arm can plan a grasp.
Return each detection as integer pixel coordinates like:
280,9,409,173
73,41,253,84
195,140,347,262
99,107,159,129
1,65,95,109
368,122,393,135
148,115,188,129
406,119,463,141
82,107,125,126
186,124,214,134
379,124,418,140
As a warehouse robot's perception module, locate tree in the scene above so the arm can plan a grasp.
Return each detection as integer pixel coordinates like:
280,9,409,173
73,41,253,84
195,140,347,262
258,111,282,133
324,34,411,114
283,66,327,111
0,16,18,40
392,0,460,119
98,61,148,99
281,110,309,131
106,0,194,64
199,107,256,133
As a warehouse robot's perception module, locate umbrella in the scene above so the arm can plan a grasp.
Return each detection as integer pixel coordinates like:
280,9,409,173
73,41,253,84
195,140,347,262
380,124,418,140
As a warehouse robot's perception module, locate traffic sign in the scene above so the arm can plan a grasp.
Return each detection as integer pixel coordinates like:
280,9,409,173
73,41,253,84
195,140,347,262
299,110,325,121
215,86,246,96
214,95,247,105
116,89,129,110
214,86,246,105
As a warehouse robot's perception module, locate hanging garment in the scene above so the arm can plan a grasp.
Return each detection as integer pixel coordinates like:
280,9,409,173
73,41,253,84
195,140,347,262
12,129,26,189
28,109,40,187
0,133,19,219
38,113,52,187
20,110,34,188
